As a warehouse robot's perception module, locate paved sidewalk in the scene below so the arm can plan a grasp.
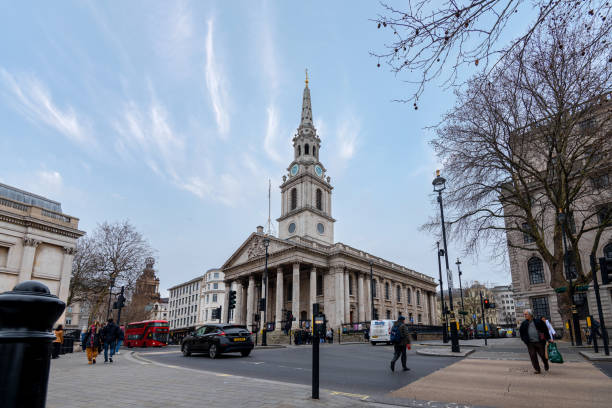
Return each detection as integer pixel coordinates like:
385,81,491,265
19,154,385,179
47,351,402,408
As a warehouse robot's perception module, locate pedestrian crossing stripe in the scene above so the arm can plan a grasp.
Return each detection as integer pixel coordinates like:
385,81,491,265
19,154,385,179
330,391,369,400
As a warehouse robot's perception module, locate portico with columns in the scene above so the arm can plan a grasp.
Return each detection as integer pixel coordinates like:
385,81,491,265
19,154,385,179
221,76,437,330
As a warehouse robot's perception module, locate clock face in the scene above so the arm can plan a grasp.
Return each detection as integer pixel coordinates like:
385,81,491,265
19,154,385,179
290,164,299,176
314,165,323,177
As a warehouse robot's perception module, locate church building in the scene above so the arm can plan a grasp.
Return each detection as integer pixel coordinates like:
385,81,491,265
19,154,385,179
221,77,438,330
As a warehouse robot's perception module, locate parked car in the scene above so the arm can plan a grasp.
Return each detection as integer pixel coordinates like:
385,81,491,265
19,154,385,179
181,324,253,358
369,319,395,345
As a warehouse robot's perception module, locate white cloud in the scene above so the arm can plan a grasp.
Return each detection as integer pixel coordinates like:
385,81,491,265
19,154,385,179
0,68,91,145
151,1,195,76
264,105,283,163
205,19,230,136
336,115,360,161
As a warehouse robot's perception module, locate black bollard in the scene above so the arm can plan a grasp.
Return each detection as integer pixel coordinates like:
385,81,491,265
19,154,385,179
0,281,66,408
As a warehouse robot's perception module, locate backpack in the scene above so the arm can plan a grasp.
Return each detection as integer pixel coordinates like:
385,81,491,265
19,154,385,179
390,324,401,344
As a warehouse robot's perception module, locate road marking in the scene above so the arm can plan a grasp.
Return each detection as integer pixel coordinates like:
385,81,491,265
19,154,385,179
216,373,232,377
329,391,369,400
137,351,181,355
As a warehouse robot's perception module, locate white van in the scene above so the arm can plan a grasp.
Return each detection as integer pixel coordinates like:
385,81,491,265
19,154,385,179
369,319,395,345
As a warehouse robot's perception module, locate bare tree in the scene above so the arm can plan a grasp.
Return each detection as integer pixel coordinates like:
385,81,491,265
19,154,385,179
425,16,611,322
68,220,154,324
371,0,610,104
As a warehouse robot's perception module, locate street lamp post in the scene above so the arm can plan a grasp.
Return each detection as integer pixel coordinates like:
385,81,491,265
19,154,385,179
456,258,465,328
557,210,582,346
262,237,270,346
369,261,375,321
433,170,460,353
106,277,115,320
436,242,449,343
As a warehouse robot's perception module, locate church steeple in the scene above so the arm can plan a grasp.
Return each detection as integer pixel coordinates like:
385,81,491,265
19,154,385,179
277,73,335,245
300,70,313,130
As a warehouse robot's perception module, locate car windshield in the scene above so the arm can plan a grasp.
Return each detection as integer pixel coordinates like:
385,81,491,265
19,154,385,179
223,327,250,335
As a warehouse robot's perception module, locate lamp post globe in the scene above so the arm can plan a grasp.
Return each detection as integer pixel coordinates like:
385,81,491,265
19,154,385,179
262,237,270,346
432,170,460,353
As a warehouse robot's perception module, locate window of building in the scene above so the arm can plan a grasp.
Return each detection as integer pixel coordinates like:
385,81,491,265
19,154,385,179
604,243,612,259
66,317,72,325
418,314,422,324
565,250,578,280
348,275,353,295
205,309,208,320
313,146,316,156
531,296,550,319
291,188,297,211
385,282,390,300
213,283,218,289
212,294,217,302
372,280,377,298
522,223,535,244
316,275,323,296
305,144,310,155
287,283,293,301
528,257,545,284
409,313,413,323
592,174,610,190
373,308,379,320
316,188,322,211
298,145,301,156
214,272,219,278
386,310,391,319
417,291,421,306
597,203,612,226
407,288,411,304
396,286,401,302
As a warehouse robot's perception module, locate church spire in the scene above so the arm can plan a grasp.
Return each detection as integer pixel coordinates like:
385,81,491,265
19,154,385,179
300,69,313,129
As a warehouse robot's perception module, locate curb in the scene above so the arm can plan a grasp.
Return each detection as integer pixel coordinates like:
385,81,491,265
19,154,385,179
579,351,612,361
416,348,475,357
254,345,287,349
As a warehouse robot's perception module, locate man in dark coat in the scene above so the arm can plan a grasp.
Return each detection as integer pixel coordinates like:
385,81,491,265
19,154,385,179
519,309,550,374
390,316,411,372
100,318,120,363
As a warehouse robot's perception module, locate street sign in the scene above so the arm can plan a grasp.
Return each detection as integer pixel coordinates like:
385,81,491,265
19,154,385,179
472,314,477,319
446,268,453,289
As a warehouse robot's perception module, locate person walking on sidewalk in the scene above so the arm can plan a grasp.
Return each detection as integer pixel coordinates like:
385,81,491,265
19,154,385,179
390,316,411,372
100,318,120,363
115,326,125,355
52,324,64,359
519,309,550,374
83,323,101,365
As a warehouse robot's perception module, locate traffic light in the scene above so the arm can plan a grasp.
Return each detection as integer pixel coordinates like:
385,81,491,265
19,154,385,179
211,307,222,320
599,257,612,285
484,298,490,309
228,290,237,309
117,293,125,309
259,298,266,312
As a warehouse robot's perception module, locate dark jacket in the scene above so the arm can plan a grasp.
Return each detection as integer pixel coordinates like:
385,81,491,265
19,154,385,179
519,318,550,345
393,321,412,346
83,328,101,349
100,322,120,343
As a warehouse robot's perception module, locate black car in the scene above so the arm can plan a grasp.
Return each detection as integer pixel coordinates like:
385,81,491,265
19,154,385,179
181,324,253,358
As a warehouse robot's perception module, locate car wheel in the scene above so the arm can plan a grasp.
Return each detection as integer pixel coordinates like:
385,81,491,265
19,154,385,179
182,344,191,357
240,350,251,357
370,341,376,346
208,344,218,359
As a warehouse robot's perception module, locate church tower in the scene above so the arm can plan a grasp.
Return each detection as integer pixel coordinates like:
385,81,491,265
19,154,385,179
277,73,335,245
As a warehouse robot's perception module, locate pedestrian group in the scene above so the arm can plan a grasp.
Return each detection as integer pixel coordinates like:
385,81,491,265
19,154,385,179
82,318,124,365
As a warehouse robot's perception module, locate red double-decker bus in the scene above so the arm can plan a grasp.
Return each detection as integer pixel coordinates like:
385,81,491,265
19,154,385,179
125,320,169,348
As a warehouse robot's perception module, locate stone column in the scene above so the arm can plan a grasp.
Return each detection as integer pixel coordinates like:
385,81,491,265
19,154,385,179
392,281,398,320
18,237,39,283
234,281,244,324
309,267,317,319
260,273,266,326
344,270,350,323
246,275,255,330
223,283,231,323
334,267,344,326
57,247,76,323
365,274,371,321
275,267,283,331
358,273,365,322
292,263,300,328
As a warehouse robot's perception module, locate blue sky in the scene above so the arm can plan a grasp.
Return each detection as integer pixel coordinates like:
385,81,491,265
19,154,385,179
0,1,533,294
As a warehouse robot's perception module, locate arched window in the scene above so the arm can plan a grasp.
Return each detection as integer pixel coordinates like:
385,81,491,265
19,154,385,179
290,188,297,210
604,243,612,259
312,146,316,156
298,145,301,156
316,189,322,210
528,257,545,284
305,144,310,155
385,282,390,300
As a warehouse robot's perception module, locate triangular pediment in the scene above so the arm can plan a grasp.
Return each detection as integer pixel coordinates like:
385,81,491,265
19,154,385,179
222,233,295,269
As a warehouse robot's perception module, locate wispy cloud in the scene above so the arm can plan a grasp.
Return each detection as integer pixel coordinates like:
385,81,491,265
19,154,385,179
264,105,283,163
151,1,196,77
205,19,230,136
0,68,91,144
335,114,360,162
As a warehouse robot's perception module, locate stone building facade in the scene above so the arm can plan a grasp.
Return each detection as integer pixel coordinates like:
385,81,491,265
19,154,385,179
491,285,517,327
0,182,84,324
168,275,203,331
221,78,438,331
199,268,226,324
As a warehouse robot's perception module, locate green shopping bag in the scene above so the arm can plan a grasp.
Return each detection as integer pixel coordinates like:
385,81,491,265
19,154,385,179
547,342,564,364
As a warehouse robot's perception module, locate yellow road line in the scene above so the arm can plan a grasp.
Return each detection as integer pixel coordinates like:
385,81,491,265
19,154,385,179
329,391,369,400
